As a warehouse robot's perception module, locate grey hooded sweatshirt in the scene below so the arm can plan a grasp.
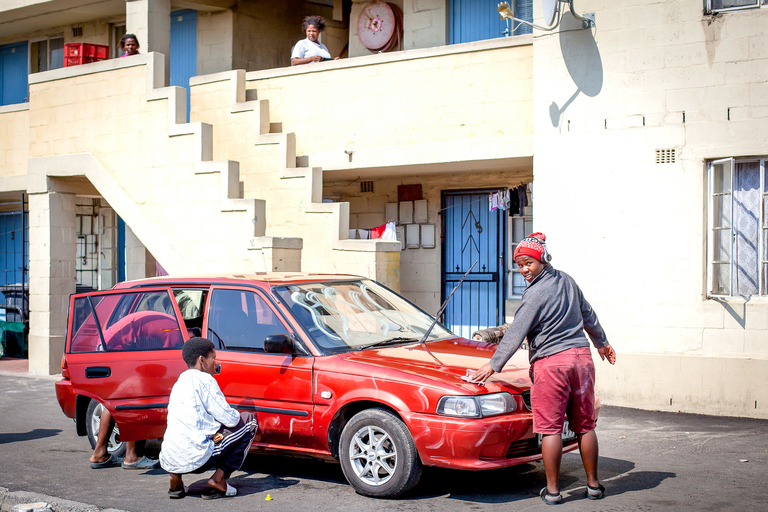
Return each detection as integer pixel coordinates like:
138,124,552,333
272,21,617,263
489,264,609,372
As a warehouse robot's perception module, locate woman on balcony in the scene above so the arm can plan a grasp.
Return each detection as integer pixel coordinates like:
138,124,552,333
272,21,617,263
291,16,339,65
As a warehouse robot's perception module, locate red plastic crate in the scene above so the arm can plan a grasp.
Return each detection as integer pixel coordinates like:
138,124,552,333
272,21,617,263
63,43,109,67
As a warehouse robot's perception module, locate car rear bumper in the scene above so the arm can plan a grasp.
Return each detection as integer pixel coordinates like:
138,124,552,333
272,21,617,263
402,411,578,470
55,379,76,419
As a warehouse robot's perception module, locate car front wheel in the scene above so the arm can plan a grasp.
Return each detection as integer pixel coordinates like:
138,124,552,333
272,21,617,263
339,408,422,498
85,399,126,459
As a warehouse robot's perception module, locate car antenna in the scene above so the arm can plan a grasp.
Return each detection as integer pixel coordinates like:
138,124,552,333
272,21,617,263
419,260,478,347
261,250,280,304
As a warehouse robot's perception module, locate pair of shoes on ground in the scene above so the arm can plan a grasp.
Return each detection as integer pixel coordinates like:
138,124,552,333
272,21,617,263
90,454,159,470
540,483,606,505
121,455,159,470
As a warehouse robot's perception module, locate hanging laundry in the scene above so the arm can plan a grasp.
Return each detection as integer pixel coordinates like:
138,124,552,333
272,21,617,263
517,184,528,216
370,222,397,240
509,187,520,216
489,192,499,211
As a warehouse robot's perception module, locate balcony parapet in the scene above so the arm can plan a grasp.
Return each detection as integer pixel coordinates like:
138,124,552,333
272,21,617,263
243,35,532,81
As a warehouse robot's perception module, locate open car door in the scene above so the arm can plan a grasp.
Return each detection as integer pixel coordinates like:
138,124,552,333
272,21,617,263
66,287,189,441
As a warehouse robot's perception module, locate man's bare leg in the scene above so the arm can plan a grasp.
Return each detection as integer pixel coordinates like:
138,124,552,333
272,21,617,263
169,473,185,492
89,409,114,463
576,430,600,488
541,434,563,495
207,468,227,493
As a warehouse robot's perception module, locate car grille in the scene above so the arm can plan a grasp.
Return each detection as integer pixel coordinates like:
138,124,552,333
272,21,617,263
522,390,531,411
505,438,541,458
505,436,578,459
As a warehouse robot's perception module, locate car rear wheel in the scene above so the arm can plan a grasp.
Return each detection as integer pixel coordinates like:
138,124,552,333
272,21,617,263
339,408,422,498
85,399,126,459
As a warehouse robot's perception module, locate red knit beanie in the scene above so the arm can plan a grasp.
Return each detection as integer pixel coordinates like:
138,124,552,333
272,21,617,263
514,232,549,262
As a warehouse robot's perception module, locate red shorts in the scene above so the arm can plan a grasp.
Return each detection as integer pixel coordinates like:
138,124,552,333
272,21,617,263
530,347,596,435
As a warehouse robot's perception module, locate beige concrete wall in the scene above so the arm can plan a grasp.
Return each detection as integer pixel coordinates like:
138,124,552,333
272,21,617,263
403,0,447,50
189,72,401,288
0,107,29,177
27,55,258,275
232,0,335,71
532,1,768,417
197,9,234,75
0,18,116,49
324,169,532,313
247,38,532,157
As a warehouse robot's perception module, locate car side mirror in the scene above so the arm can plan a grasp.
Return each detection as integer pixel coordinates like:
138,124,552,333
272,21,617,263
264,334,293,354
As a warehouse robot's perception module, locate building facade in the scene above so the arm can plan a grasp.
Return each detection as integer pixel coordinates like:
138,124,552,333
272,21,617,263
0,0,765,419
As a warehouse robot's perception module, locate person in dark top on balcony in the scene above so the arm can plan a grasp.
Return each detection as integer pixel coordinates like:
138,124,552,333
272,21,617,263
470,232,616,505
291,16,339,65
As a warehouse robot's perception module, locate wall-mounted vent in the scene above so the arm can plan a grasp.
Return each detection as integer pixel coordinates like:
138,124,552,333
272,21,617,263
72,27,83,37
360,180,374,193
655,149,676,164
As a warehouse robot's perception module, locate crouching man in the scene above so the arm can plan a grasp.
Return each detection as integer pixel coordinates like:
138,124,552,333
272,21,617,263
160,337,258,499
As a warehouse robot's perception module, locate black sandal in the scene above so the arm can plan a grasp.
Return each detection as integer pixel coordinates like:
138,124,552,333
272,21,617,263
540,487,562,505
167,485,188,499
585,483,606,500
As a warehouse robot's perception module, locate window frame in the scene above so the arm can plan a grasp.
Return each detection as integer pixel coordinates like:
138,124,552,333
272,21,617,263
507,187,533,299
707,157,767,298
205,286,303,355
28,35,64,74
706,0,763,14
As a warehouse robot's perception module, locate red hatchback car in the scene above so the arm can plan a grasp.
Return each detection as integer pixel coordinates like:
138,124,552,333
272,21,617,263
56,273,592,498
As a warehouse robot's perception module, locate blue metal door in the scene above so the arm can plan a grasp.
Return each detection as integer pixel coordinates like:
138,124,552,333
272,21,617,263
0,41,29,106
170,9,197,121
441,189,506,339
449,0,532,44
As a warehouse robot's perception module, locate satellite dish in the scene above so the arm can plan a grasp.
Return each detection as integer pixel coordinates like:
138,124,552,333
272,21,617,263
542,0,559,26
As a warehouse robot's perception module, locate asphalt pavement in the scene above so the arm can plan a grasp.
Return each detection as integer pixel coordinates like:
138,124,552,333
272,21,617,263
1,371,766,511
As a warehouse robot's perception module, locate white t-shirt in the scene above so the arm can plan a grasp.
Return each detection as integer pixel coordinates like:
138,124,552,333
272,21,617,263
159,369,240,474
291,38,332,62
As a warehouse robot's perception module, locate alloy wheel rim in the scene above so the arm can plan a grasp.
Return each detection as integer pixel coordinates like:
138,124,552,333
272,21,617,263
348,425,397,486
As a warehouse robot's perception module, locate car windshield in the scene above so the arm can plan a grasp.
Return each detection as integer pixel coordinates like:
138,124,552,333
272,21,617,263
274,279,454,354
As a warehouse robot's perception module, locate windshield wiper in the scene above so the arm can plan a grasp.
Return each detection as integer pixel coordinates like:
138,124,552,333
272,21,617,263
356,337,421,351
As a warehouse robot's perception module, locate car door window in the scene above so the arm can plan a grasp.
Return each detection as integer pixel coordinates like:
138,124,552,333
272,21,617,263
173,289,207,337
70,290,184,352
206,289,289,353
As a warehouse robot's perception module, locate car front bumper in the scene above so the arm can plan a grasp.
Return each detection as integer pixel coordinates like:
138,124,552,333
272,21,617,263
402,411,578,470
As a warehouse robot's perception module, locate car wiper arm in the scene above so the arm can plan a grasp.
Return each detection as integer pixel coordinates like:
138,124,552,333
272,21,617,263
356,337,420,351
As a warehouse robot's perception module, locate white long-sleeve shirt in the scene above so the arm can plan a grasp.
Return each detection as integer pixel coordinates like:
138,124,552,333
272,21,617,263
160,369,240,474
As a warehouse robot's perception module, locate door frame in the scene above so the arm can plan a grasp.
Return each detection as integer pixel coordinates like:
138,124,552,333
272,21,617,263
440,188,507,335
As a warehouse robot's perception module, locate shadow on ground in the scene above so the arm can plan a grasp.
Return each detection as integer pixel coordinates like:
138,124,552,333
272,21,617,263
0,429,61,444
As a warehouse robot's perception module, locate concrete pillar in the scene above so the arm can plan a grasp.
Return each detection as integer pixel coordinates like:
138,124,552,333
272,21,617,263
249,237,303,272
126,0,171,84
124,224,150,281
28,190,77,375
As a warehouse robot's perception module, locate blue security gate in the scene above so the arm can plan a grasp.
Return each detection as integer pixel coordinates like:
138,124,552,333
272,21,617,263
0,41,29,106
441,189,506,339
170,9,197,122
450,0,532,44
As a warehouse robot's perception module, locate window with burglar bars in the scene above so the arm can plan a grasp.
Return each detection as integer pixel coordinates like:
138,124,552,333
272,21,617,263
707,158,768,297
706,0,765,13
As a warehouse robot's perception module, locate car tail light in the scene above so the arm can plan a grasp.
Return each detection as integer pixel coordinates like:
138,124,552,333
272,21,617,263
61,353,70,380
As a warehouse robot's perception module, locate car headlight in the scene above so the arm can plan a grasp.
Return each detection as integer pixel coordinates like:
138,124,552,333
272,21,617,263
436,392,517,418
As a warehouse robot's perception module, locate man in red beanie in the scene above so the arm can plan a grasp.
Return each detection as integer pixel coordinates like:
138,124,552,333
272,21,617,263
471,232,616,505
